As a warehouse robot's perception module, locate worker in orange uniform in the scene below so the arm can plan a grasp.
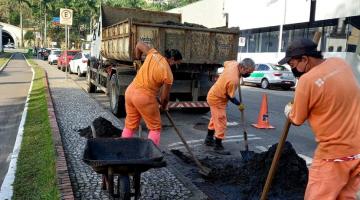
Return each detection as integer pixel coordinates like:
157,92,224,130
121,41,182,146
204,58,255,152
280,38,360,200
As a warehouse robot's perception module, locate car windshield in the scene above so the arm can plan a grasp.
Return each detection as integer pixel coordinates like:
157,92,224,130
67,51,78,56
53,51,61,55
271,65,288,71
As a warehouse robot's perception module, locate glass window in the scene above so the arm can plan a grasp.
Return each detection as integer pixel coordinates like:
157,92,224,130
328,46,334,52
268,31,279,52
337,46,342,52
257,64,268,71
67,51,78,56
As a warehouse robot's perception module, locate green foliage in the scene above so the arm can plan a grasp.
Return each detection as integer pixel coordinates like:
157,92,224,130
9,11,20,26
24,31,34,41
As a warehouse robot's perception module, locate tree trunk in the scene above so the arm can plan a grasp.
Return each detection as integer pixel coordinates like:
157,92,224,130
20,5,23,48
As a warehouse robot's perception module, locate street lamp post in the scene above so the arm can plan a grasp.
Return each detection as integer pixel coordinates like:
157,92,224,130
277,0,287,60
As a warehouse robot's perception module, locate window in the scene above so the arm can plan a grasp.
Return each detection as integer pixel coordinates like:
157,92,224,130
257,64,269,71
328,46,334,52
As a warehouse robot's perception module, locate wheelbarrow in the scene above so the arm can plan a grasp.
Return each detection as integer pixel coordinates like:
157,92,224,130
83,137,167,199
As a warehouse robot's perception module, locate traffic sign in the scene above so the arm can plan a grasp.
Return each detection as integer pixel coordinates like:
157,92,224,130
60,8,73,26
239,37,246,47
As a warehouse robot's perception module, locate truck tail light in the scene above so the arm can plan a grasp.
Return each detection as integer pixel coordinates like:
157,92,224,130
82,59,88,63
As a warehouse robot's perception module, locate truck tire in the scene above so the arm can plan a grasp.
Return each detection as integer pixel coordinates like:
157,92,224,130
109,74,126,118
86,67,96,93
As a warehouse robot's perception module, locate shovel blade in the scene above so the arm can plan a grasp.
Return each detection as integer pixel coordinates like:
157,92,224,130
240,150,256,162
199,166,212,177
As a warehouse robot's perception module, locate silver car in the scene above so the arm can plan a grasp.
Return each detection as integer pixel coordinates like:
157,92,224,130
242,63,296,90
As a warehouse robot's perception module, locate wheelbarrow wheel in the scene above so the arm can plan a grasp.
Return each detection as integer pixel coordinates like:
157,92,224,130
118,175,131,200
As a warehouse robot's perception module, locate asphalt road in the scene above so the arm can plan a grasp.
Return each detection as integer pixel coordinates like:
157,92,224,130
35,58,317,164
0,53,32,186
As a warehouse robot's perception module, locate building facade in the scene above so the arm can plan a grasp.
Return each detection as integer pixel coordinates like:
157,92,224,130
168,0,360,78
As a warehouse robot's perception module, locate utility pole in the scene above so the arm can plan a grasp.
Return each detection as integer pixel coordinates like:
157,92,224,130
277,0,287,59
44,6,47,48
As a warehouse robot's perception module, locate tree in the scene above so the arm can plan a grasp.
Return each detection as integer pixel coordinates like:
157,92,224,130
24,30,34,46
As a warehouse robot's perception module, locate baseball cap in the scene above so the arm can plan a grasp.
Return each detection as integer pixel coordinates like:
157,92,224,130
278,38,318,65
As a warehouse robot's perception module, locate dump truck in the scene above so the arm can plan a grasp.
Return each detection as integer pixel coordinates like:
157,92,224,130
88,6,240,117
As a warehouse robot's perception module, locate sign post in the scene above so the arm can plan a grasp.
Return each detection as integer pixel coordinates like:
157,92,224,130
238,37,246,60
60,8,73,80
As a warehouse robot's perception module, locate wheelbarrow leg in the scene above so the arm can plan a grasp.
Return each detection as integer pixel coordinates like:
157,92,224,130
134,173,141,200
102,175,107,190
108,167,114,197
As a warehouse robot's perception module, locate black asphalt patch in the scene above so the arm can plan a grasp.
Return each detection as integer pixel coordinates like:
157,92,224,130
169,141,308,200
77,117,122,139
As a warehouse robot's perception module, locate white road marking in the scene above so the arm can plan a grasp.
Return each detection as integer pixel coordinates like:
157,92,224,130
201,115,239,126
255,145,268,152
170,137,262,150
168,134,257,148
298,154,313,166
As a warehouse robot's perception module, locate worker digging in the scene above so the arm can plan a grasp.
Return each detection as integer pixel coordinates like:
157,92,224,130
121,41,182,146
204,59,255,155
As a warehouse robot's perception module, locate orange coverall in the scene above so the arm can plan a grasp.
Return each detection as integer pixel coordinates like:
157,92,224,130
289,57,360,199
124,48,173,132
207,60,239,139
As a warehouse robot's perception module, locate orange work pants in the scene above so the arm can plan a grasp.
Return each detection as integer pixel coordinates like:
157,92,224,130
124,84,161,131
207,100,227,140
305,158,360,200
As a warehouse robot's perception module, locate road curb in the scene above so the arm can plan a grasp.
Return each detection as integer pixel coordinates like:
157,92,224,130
0,53,14,72
44,71,75,200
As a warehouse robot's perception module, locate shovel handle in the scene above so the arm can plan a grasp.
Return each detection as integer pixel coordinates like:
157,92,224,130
164,110,210,174
238,85,249,151
260,118,292,200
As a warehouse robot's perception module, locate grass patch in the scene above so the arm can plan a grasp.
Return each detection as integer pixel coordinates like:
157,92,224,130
12,58,60,200
0,52,12,67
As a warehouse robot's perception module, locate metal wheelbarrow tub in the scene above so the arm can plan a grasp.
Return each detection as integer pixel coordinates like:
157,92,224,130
82,138,166,199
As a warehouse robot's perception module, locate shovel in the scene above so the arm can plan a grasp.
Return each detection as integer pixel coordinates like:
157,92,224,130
159,100,211,177
260,118,292,200
238,85,255,161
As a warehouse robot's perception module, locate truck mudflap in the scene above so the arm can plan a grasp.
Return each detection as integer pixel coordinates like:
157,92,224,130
168,101,209,109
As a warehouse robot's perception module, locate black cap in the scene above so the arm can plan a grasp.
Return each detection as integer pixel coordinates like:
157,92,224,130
278,38,318,65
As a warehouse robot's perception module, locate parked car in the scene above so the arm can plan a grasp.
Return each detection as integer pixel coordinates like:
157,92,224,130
48,50,62,65
57,50,80,71
69,52,90,76
242,63,296,90
41,49,51,60
4,43,15,49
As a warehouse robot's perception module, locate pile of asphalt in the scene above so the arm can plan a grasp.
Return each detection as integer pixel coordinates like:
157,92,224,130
77,117,122,139
171,141,308,200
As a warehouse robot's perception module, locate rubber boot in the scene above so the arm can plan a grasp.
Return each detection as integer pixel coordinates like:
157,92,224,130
148,130,161,146
204,129,215,146
213,138,231,155
121,128,135,138
214,138,224,151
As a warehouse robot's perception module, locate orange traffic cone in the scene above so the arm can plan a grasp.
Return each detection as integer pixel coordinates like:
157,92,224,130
252,94,275,129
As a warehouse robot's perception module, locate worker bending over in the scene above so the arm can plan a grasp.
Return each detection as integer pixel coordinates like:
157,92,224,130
281,38,360,199
121,41,182,146
204,58,255,151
